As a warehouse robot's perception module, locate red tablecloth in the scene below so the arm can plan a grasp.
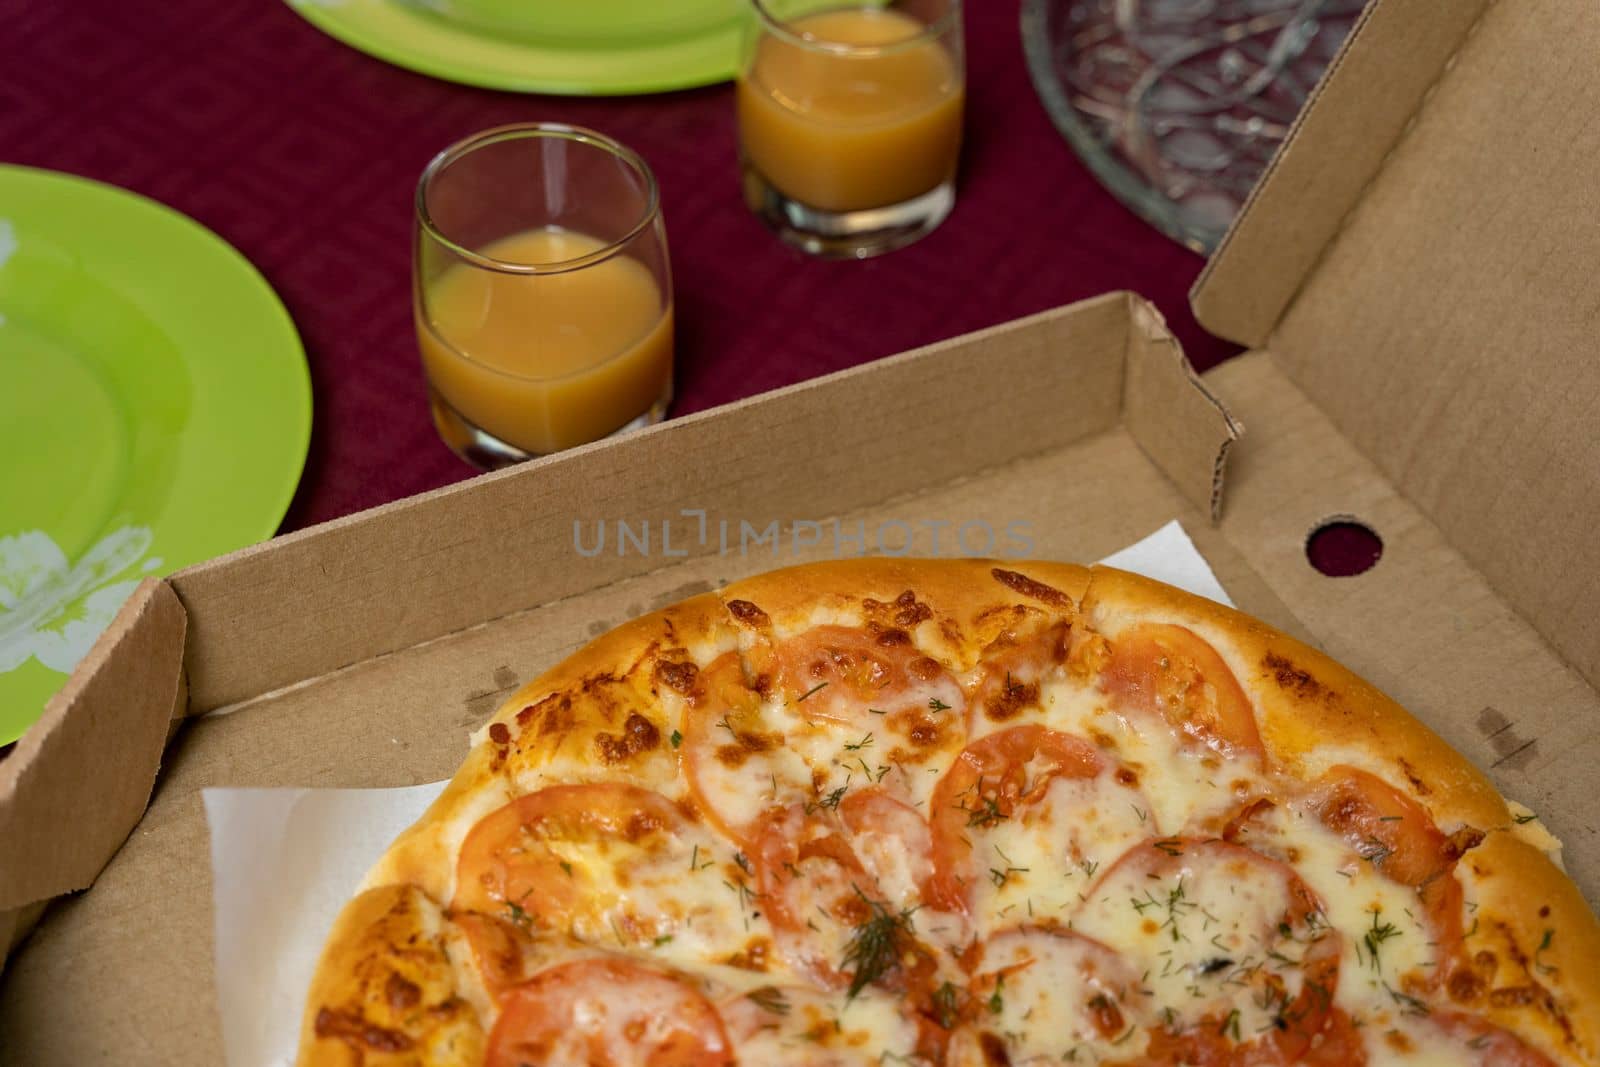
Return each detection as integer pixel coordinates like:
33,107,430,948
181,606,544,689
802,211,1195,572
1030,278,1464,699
5,0,1236,533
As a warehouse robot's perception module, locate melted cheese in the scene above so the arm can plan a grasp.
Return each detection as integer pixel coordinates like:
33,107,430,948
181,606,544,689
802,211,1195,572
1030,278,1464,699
1032,674,1255,834
966,770,1148,935
1073,842,1308,1039
410,607,1518,1067
1240,802,1440,1014
974,929,1151,1063
722,985,923,1064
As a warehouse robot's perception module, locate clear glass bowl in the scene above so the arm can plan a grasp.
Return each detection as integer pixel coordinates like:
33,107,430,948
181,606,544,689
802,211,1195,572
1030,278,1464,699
1021,0,1364,252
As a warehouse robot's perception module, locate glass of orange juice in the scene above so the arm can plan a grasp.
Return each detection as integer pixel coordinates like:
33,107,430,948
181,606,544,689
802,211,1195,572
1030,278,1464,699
737,0,965,258
414,124,673,468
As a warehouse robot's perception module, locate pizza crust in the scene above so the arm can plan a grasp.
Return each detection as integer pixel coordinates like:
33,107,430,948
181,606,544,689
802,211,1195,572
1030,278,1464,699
1458,830,1600,1063
1082,566,1513,832
297,884,483,1066
1082,566,1597,1063
300,558,1599,1066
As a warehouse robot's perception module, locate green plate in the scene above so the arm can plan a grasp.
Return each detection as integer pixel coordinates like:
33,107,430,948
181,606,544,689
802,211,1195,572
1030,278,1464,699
0,166,310,745
286,0,745,95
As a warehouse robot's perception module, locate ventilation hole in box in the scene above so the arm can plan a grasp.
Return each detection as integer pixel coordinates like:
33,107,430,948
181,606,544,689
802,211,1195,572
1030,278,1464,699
1305,518,1383,577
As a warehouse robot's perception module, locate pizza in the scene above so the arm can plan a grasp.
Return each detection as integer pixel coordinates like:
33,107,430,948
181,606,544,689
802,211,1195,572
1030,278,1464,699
297,559,1600,1066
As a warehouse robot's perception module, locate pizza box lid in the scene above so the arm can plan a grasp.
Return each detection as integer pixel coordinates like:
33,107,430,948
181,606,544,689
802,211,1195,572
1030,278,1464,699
1194,0,1600,690
4,0,1600,1057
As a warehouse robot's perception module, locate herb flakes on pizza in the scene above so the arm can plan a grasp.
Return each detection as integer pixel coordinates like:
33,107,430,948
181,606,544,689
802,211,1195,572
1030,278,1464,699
298,559,1600,1066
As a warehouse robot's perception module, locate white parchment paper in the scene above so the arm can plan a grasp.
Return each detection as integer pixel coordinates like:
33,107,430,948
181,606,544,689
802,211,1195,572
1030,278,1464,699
1098,518,1234,607
203,782,447,1067
202,518,1229,1066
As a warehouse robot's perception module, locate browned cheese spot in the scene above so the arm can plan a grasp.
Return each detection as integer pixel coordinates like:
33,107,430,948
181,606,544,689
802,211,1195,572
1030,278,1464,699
1086,992,1124,1039
314,1007,414,1053
978,1030,1013,1065
724,939,773,972
1383,1030,1415,1053
727,599,770,628
716,730,782,768
1262,651,1323,700
1088,727,1119,752
990,568,1071,608
986,677,1040,722
1396,756,1433,796
625,809,666,842
1444,826,1486,861
595,712,662,764
1448,967,1486,1003
869,624,913,647
522,693,574,738
1489,985,1541,1008
385,972,421,1012
892,589,933,627
906,714,942,748
655,659,700,695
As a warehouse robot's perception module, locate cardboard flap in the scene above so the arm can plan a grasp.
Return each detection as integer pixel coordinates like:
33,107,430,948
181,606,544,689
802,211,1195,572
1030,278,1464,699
0,580,185,916
1192,0,1491,346
170,295,1151,714
169,293,1241,716
1121,296,1241,519
1196,0,1600,687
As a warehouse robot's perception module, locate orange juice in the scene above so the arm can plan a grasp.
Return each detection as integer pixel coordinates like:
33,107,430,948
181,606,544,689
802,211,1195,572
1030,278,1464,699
737,7,964,213
418,227,672,455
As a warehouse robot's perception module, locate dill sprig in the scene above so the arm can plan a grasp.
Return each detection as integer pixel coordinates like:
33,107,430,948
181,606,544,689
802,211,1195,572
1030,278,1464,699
746,986,791,1015
1362,907,1401,972
840,889,917,1000
932,981,963,1029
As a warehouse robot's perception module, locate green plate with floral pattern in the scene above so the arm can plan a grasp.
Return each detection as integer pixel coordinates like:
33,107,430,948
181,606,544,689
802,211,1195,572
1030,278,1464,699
286,0,744,95
0,165,310,745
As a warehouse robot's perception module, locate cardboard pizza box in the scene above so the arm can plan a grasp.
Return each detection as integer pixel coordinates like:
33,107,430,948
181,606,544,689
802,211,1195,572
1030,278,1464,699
3,0,1597,1059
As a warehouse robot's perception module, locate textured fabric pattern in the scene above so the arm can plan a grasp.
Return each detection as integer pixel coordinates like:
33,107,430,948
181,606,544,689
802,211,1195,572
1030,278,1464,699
1,0,1236,531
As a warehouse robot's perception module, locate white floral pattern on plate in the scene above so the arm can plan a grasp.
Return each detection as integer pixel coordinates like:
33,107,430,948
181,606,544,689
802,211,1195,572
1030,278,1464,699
0,526,161,676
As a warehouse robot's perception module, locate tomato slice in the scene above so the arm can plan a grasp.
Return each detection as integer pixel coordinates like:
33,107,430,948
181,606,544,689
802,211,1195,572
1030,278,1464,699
769,624,964,724
965,927,1148,1059
1312,765,1465,888
1099,623,1263,759
1076,839,1345,1065
746,795,943,1003
837,787,935,910
453,783,688,927
485,958,733,1067
927,725,1107,914
1312,765,1482,991
747,802,878,987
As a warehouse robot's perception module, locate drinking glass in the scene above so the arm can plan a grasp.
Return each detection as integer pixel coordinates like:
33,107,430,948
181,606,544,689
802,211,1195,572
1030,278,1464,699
415,123,673,468
737,0,965,258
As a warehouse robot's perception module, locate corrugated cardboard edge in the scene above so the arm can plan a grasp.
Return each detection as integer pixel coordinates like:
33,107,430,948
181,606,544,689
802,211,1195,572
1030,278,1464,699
0,293,1234,972
1120,294,1242,521
0,580,186,958
1190,0,1494,346
165,295,1138,715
